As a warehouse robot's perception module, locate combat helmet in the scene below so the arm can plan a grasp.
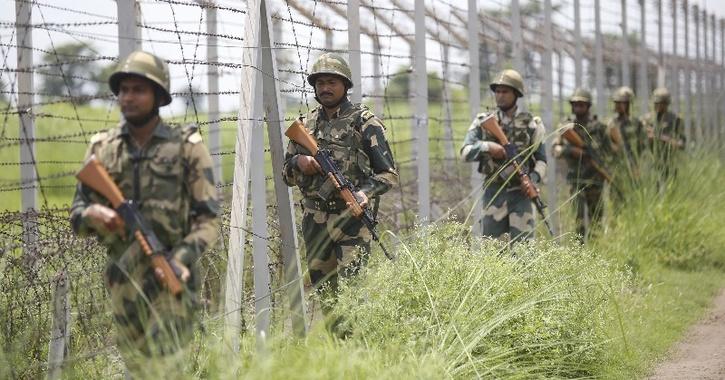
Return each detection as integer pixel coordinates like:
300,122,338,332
307,53,353,88
109,50,171,106
652,87,671,104
612,86,634,102
569,88,593,104
489,69,525,97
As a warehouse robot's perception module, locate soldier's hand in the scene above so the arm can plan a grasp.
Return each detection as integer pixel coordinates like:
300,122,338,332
155,258,191,283
646,126,655,139
82,204,125,238
348,190,369,209
297,155,322,175
520,175,539,199
488,142,506,160
569,146,585,159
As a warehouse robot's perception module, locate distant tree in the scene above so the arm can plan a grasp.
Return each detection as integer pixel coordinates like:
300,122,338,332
40,42,101,104
384,66,445,103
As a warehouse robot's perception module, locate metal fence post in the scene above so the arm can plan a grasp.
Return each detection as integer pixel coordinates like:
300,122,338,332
347,0,362,104
373,38,384,117
250,59,271,344
657,0,665,87
683,0,692,145
621,0,631,87
694,4,703,143
205,2,222,184
224,0,262,351
15,0,38,262
511,0,525,111
703,9,710,142
260,0,307,336
639,0,649,115
117,0,142,60
441,44,455,171
414,0,430,222
468,0,482,235
671,0,679,114
543,0,558,237
594,0,605,117
574,0,583,88
47,271,70,380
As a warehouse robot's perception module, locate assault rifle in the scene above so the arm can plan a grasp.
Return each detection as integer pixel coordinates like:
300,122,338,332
76,156,184,296
561,124,625,198
285,119,393,260
479,114,554,236
561,125,613,183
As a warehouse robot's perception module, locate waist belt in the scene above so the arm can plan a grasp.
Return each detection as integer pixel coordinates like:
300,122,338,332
303,197,348,212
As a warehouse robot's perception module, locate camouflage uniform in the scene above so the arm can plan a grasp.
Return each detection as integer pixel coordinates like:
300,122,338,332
554,112,611,238
69,51,219,366
640,88,685,179
607,112,646,164
283,99,397,290
460,108,547,242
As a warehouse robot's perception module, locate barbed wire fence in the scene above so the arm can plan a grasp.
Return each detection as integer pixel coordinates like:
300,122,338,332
1,0,724,377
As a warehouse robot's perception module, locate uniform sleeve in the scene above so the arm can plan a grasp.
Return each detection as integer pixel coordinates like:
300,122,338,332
529,117,547,183
171,140,220,267
69,139,102,236
358,117,398,198
459,116,489,163
282,140,313,188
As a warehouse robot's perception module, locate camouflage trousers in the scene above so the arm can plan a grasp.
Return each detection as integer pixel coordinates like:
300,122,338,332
481,186,535,243
105,241,197,371
571,183,603,239
301,206,371,291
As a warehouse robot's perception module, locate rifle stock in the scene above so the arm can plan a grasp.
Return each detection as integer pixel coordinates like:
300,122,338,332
76,158,124,208
561,126,613,183
285,119,319,155
76,156,183,296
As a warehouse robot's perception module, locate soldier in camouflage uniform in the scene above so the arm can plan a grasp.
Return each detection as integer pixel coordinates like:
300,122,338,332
640,87,685,179
460,69,547,243
282,53,397,295
607,86,646,168
553,88,611,239
70,51,219,374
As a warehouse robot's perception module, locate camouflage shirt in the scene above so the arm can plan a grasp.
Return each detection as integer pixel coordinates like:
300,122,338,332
553,115,611,186
70,120,220,282
459,106,547,190
607,113,646,160
283,99,398,204
640,110,685,163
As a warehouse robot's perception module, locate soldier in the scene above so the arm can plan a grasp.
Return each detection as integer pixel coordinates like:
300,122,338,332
69,51,219,375
282,53,397,297
640,87,685,179
553,88,611,239
607,86,646,166
460,69,547,243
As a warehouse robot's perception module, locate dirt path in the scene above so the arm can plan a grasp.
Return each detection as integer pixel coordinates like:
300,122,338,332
648,288,725,380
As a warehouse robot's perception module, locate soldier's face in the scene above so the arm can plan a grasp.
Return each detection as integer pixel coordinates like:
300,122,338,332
570,102,590,118
118,77,156,122
654,102,668,114
614,101,629,114
494,86,517,111
315,75,346,108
